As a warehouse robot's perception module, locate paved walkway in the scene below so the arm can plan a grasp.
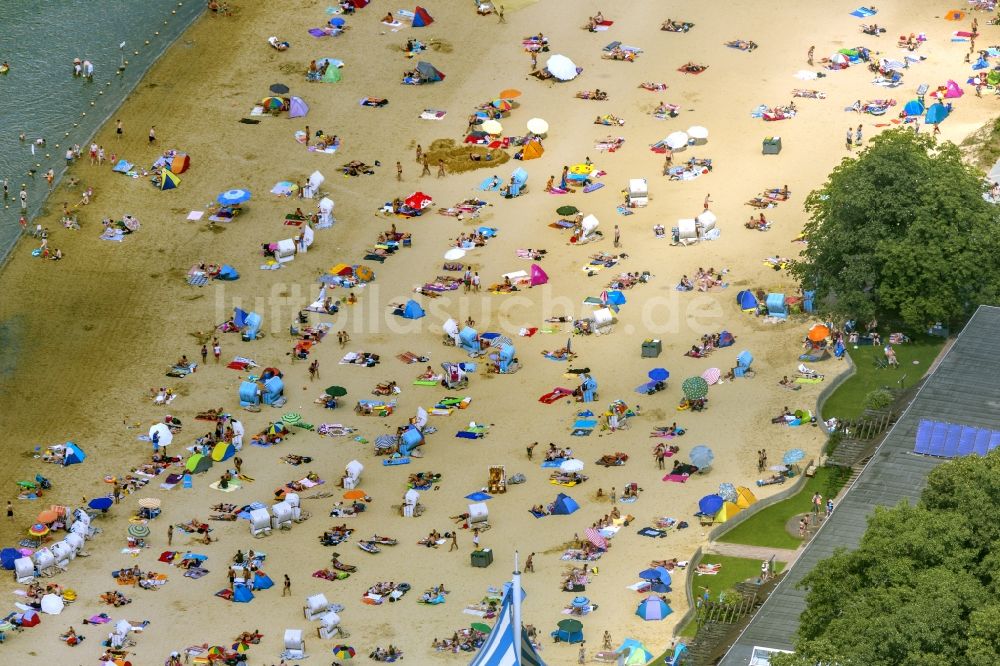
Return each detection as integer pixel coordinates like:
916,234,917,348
704,541,801,564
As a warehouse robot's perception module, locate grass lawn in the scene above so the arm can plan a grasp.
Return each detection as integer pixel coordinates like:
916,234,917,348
677,555,787,637
820,333,945,421
718,467,851,550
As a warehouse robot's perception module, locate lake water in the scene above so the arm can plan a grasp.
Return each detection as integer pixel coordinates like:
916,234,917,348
0,0,203,265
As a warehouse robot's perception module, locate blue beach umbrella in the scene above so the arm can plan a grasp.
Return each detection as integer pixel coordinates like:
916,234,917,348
698,494,724,516
689,445,714,469
783,448,806,465
648,368,669,382
88,497,113,511
218,188,252,205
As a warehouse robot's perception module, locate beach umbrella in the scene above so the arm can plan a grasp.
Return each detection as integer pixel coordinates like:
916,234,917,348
261,96,285,110
28,523,49,537
499,88,521,99
325,385,348,397
687,125,709,140
333,645,356,659
138,498,161,510
769,464,789,472
698,494,724,516
807,324,830,342
471,622,492,634
444,248,466,261
282,412,302,425
682,376,709,400
545,54,579,81
556,205,579,216
127,524,150,538
569,163,594,175
638,568,669,583
481,119,503,135
690,445,714,469
636,595,673,621
218,188,252,205
783,448,806,465
492,99,513,111
149,422,173,449
944,9,966,21
233,642,251,653
701,367,721,385
558,619,583,632
560,459,585,473
89,497,113,511
527,118,549,135
718,483,737,502
271,181,299,196
648,368,669,382
269,83,290,94
666,131,689,149
343,490,366,500
36,510,58,524
571,596,590,608
354,265,375,282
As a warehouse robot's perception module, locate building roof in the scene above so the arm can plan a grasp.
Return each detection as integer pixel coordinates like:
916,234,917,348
720,305,1000,665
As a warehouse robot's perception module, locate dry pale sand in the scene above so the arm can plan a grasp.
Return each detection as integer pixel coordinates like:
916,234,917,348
0,0,987,663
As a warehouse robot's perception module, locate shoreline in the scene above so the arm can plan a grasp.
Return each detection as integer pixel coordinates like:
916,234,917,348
0,1,982,663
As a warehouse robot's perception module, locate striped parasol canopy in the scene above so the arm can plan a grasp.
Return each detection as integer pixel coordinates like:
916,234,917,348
584,527,607,550
702,367,722,385
282,412,302,424
489,335,513,348
137,498,161,510
127,524,150,538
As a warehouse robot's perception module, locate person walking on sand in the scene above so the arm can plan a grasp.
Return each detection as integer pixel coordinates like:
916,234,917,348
167,524,173,546
116,119,123,140
703,193,711,211
497,4,505,23
807,45,814,66
613,224,620,248
213,338,221,363
234,456,243,475
421,157,431,177
7,501,13,520
201,345,208,364
530,50,538,71
449,531,458,551
304,125,310,147
525,552,535,572
933,122,941,136
282,574,291,596
526,442,537,460
89,143,98,165
415,144,423,163
578,643,586,664
437,159,446,178
472,528,480,549
610,487,616,504
855,124,863,146
148,126,156,144
845,127,852,150
309,359,319,381
396,161,402,181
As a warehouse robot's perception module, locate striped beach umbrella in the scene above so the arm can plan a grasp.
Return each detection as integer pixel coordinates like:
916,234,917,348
333,645,356,659
127,524,150,538
701,367,722,385
217,188,252,205
28,523,49,537
635,595,673,621
282,412,302,425
137,498,161,510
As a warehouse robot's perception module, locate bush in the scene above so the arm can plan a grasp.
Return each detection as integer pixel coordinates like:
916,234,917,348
863,387,893,411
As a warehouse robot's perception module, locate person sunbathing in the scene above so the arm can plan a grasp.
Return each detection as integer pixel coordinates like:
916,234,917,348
268,36,289,51
680,62,706,73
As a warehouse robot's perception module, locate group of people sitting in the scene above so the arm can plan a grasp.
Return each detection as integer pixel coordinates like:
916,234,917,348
677,267,728,292
544,443,574,461
662,19,693,32
432,630,486,653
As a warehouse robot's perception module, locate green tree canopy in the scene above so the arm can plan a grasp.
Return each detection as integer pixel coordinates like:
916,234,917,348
791,130,1000,330
772,450,1000,666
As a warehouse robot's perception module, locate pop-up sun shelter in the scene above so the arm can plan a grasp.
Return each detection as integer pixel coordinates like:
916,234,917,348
551,493,579,515
530,264,548,286
416,61,445,83
521,139,544,160
903,99,924,116
63,442,86,466
925,102,950,124
399,299,426,319
289,96,309,118
158,170,180,191
412,6,434,26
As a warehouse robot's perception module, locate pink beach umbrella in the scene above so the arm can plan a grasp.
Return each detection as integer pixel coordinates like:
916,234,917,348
702,367,721,385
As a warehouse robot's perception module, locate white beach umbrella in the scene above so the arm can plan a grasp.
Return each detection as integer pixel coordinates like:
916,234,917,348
149,423,173,448
444,248,466,261
527,118,549,135
481,119,503,135
560,458,585,473
666,131,689,150
687,126,709,140
546,54,579,81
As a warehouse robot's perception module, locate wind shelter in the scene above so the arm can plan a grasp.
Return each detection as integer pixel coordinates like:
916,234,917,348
289,96,309,118
159,170,181,190
416,61,445,83
412,6,434,26
529,264,548,286
551,493,579,515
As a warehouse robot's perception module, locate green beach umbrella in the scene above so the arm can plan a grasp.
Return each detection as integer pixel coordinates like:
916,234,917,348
557,619,583,632
556,205,579,216
282,412,302,424
325,385,348,397
682,376,709,400
471,622,491,634
128,524,150,538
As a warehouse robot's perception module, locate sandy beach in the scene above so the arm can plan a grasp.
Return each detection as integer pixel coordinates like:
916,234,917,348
0,1,990,663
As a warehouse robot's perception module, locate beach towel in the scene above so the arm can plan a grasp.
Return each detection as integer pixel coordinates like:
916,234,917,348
571,428,594,437
541,460,565,468
465,492,491,501
419,109,447,120
209,480,241,492
637,527,667,538
383,457,411,466
663,474,689,483
479,176,502,191
539,388,573,404
573,420,598,429
583,182,605,193
530,510,547,518
850,6,877,17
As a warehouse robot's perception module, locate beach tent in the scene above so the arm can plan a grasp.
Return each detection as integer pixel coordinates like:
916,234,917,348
925,102,949,124
508,167,528,196
416,61,445,83
170,153,190,174
903,99,924,116
185,453,213,474
112,159,133,173
19,610,40,627
736,290,758,312
530,264,548,286
217,264,239,281
262,375,284,405
735,486,758,508
289,96,309,118
551,493,579,515
635,596,672,621
944,80,964,98
211,442,236,462
412,6,434,26
159,170,180,191
714,501,743,523
63,442,86,466
521,139,544,160
0,548,19,570
400,299,426,319
233,584,255,603
617,639,655,665
945,9,966,20
551,619,584,644
317,58,343,83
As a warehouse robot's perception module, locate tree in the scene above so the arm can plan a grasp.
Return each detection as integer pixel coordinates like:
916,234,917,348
771,450,1000,665
792,130,1000,330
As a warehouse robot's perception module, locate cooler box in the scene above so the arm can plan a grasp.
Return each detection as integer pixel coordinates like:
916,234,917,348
762,137,781,155
642,339,662,358
471,548,494,568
